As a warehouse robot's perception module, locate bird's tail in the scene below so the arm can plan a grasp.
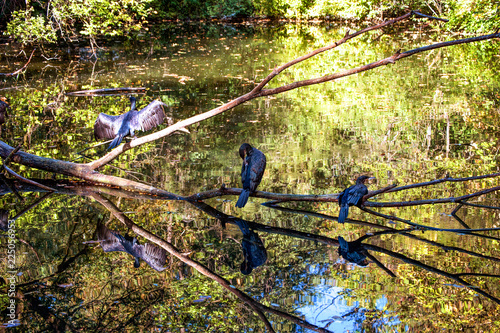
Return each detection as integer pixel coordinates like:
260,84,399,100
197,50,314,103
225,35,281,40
338,205,349,223
236,190,250,208
108,133,125,150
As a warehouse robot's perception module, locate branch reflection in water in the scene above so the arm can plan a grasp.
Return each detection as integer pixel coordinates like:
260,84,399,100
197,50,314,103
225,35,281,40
1,179,500,331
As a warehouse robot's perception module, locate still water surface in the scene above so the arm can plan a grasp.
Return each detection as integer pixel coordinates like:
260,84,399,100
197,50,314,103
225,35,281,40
1,21,500,331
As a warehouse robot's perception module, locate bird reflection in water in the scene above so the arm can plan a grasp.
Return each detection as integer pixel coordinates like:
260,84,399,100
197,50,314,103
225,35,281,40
0,209,9,232
0,98,9,125
96,223,167,272
234,219,268,275
338,236,368,266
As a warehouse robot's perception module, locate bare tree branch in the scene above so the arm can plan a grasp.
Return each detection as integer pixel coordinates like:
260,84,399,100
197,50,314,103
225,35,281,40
85,11,474,170
0,49,36,76
360,206,500,233
66,87,146,96
366,185,500,208
90,193,332,333
385,173,500,193
4,165,56,192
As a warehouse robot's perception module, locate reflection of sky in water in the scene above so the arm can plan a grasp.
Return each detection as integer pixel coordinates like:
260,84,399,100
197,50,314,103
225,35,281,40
295,265,401,332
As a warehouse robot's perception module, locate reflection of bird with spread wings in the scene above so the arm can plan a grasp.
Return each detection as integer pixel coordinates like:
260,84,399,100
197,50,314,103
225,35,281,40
96,223,167,272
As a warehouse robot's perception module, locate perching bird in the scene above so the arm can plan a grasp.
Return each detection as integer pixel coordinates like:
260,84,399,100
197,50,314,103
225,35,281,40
337,175,374,223
236,143,266,208
234,219,267,275
96,223,167,271
94,96,166,150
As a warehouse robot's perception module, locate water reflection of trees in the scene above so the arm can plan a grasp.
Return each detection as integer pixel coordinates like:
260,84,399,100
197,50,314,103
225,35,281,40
2,178,500,330
1,11,500,332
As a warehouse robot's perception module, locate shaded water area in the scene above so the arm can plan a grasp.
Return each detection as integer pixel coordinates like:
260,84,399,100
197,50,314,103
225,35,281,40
1,20,500,331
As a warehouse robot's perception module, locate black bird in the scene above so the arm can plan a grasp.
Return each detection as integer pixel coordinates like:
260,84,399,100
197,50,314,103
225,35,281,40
236,143,266,208
94,96,166,150
338,175,374,223
96,223,167,271
234,219,267,275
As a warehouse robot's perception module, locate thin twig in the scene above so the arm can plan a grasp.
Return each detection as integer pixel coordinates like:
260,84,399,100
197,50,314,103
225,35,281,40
360,206,500,233
4,165,56,192
458,201,500,210
0,49,36,76
10,192,54,221
2,144,22,166
366,185,500,208
364,252,396,277
386,173,500,193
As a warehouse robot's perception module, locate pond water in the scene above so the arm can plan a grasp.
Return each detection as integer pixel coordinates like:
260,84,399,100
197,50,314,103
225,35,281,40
1,21,500,332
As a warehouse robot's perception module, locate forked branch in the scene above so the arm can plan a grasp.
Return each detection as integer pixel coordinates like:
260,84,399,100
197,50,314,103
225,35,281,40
0,12,498,204
86,11,491,170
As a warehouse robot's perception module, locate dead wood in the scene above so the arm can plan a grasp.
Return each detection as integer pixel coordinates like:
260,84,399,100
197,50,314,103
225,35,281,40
86,12,498,169
90,192,332,333
0,49,36,77
65,87,147,96
0,11,497,220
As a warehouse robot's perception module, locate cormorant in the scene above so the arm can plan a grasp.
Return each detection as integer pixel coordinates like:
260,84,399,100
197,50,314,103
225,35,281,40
236,143,266,208
96,223,167,271
94,96,166,150
337,175,374,223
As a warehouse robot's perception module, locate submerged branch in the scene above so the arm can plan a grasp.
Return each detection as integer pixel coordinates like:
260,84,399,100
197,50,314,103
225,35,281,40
66,87,146,96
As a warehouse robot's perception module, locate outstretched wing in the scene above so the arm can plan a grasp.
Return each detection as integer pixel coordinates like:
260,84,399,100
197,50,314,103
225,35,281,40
137,100,166,132
94,113,122,140
140,243,167,272
96,223,127,253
